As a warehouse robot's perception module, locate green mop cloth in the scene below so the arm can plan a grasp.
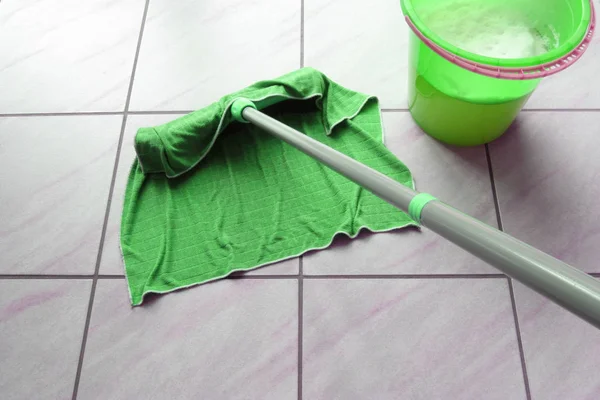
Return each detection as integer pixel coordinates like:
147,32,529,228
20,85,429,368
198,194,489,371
122,67,416,305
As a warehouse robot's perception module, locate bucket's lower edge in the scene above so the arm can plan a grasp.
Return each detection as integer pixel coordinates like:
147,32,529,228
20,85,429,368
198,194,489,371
409,113,508,146
408,76,534,147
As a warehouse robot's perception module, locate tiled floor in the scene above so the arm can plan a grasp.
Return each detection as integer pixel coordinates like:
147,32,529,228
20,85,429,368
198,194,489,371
1,0,599,399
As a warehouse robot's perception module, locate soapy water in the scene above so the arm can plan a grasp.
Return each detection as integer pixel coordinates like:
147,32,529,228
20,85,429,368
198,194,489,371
420,1,556,58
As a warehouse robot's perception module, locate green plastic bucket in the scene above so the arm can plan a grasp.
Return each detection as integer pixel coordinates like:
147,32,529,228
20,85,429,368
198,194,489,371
400,0,595,146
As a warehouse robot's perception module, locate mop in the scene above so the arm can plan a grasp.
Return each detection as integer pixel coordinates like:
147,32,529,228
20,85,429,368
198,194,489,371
121,68,600,328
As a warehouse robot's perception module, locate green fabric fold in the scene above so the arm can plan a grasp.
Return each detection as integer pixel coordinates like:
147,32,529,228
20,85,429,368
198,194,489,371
122,67,416,305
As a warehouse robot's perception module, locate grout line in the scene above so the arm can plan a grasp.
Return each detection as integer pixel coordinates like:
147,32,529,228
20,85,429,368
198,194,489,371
121,5,150,113
0,273,515,280
129,110,193,115
0,272,595,280
298,257,304,400
0,111,123,117
304,273,507,279
381,108,409,112
71,1,151,398
486,145,531,399
300,0,304,68
3,109,600,119
507,278,533,400
96,275,127,279
228,274,298,280
485,144,504,231
0,274,93,279
71,117,127,400
71,117,128,400
0,110,193,118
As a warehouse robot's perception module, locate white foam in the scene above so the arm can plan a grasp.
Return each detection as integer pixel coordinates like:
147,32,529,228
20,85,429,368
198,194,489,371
421,1,552,58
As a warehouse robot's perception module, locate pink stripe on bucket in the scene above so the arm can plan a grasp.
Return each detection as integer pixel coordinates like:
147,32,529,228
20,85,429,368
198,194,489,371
405,1,596,80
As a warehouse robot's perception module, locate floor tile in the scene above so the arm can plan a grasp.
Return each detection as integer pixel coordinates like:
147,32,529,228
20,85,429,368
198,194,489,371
239,257,299,276
489,112,600,272
0,116,122,274
78,279,297,399
0,0,145,113
0,279,90,400
98,114,161,275
525,0,600,109
99,114,299,275
128,0,300,111
513,280,600,400
304,0,408,108
303,278,526,399
303,112,498,275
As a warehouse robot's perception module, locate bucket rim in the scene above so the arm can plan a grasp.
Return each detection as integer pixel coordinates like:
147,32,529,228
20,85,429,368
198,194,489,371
400,0,593,68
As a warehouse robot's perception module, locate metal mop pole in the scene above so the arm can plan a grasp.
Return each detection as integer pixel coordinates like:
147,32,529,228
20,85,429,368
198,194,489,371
238,103,600,329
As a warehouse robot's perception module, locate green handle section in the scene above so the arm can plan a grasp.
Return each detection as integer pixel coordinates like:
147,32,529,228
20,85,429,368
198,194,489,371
408,193,437,224
231,98,257,123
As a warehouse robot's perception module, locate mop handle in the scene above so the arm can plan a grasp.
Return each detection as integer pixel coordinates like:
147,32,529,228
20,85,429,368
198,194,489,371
239,104,600,329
